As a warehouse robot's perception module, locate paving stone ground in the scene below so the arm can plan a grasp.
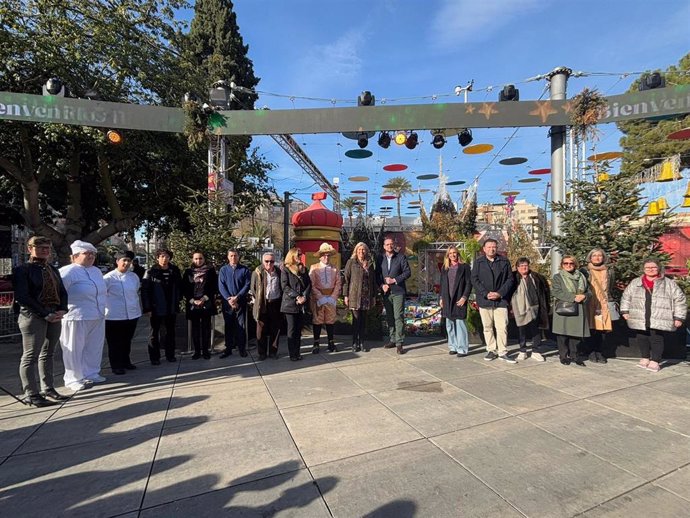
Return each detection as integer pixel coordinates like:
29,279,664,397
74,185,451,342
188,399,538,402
1,322,689,517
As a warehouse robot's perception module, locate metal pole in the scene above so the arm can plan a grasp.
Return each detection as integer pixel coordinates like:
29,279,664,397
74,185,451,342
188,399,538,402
283,191,290,259
548,67,571,277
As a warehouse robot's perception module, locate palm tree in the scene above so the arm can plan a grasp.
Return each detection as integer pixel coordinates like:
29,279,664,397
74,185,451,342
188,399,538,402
340,197,357,231
383,176,412,226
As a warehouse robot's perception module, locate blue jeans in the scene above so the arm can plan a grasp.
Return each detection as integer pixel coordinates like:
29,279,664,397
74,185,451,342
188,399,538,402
446,318,469,354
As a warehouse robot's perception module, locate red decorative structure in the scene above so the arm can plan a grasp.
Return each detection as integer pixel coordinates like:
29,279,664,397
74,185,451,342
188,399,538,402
291,192,344,269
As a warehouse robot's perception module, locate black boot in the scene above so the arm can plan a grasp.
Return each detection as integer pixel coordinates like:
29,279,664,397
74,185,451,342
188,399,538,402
312,342,320,354
328,340,337,352
361,340,369,352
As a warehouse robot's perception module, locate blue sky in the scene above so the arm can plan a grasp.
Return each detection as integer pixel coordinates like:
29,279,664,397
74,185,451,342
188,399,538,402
220,0,690,214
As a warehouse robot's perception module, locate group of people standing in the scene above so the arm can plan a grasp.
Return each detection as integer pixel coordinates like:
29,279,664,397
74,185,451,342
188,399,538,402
15,232,686,408
438,238,686,371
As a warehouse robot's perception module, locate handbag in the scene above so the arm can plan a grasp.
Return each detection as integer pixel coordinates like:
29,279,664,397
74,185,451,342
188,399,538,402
607,301,620,321
555,300,579,316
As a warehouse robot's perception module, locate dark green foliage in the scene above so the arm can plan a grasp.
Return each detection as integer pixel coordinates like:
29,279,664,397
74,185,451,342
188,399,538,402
457,196,478,237
551,168,671,291
0,0,274,263
617,54,690,176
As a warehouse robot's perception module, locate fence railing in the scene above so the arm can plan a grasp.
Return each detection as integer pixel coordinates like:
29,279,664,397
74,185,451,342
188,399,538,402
0,291,19,339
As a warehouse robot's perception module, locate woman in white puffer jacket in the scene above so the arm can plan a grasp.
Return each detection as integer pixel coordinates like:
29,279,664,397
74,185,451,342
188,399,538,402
620,258,686,372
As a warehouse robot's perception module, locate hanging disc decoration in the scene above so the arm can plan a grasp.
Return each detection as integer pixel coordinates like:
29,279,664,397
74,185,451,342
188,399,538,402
501,191,520,197
417,174,439,180
499,157,528,166
348,176,369,182
528,168,551,175
345,149,373,159
587,151,623,161
380,195,397,200
463,143,494,155
383,164,408,172
668,128,690,140
518,178,541,183
446,180,466,186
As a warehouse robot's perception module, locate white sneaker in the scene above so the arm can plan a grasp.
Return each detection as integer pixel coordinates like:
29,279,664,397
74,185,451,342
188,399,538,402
531,352,546,362
86,374,106,383
516,351,528,361
66,381,86,391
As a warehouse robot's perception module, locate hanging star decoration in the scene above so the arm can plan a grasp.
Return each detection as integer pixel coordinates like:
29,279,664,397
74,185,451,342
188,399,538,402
529,101,558,123
478,102,498,120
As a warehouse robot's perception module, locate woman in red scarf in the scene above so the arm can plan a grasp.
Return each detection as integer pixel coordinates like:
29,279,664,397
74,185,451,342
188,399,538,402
620,259,686,372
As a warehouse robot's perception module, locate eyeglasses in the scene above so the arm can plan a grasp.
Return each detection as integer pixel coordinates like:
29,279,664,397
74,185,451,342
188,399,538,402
264,260,275,263
562,262,575,266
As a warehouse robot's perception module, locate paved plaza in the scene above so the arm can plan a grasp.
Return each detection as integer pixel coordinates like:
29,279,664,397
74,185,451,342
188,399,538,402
1,326,689,517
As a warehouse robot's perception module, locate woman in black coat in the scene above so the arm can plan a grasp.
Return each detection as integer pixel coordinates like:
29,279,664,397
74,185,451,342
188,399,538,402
280,248,311,361
181,251,218,359
439,246,472,357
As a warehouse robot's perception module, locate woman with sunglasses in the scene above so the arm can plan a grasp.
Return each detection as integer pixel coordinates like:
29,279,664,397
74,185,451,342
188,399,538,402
552,255,590,366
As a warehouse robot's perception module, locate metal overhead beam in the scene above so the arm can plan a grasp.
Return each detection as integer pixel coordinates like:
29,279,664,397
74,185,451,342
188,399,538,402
270,134,339,207
1,86,689,134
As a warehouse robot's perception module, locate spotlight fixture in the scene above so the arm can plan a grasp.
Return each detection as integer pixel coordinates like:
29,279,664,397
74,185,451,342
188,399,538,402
42,77,68,96
209,81,231,108
638,72,665,91
498,84,519,102
358,90,375,106
394,131,407,146
357,132,369,149
431,132,446,149
378,131,391,149
405,132,418,150
106,130,123,145
457,128,473,147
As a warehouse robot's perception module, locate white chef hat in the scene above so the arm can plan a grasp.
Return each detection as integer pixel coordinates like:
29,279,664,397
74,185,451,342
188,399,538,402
70,240,97,255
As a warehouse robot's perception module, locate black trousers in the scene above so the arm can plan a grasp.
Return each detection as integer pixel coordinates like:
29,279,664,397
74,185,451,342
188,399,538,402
188,312,212,354
149,314,177,361
586,329,607,355
106,318,138,369
517,320,541,351
256,299,282,356
223,306,247,353
556,334,582,361
313,323,334,343
635,329,666,362
352,309,366,344
285,312,304,359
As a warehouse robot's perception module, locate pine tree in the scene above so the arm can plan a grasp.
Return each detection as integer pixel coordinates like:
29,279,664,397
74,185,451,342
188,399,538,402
617,54,690,176
457,195,478,237
185,0,273,215
551,166,672,288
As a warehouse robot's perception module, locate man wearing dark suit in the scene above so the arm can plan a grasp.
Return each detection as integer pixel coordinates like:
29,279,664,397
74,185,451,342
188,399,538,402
376,236,411,354
218,249,251,358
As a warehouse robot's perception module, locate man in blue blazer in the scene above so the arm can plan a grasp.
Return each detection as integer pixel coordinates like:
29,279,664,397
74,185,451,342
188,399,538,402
376,236,411,354
218,249,251,357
